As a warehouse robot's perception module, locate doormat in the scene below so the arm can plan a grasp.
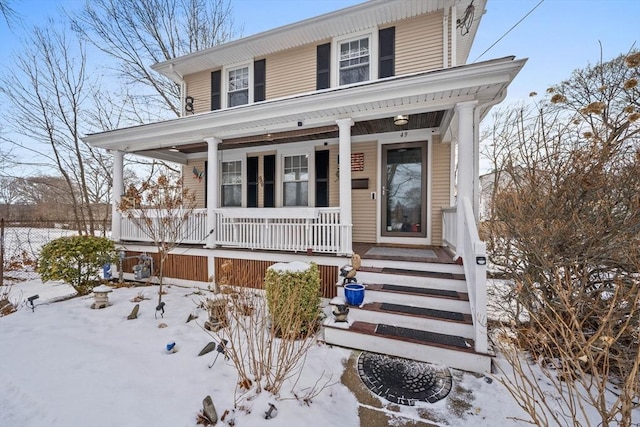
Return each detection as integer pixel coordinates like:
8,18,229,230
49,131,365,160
365,247,437,259
357,351,452,405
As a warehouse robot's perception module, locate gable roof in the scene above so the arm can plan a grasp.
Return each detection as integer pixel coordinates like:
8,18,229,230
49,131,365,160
152,0,484,81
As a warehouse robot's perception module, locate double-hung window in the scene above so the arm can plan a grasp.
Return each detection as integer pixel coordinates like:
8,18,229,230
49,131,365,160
221,160,242,207
283,155,309,206
339,37,370,85
228,66,249,107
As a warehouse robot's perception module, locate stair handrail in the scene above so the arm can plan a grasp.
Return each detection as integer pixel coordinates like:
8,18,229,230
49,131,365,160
460,196,488,354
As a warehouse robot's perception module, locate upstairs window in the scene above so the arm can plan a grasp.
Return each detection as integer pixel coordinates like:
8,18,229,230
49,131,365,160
228,67,249,107
339,37,370,85
222,160,242,207
283,154,308,206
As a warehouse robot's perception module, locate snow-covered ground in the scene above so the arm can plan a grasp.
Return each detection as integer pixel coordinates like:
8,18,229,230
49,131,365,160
1,277,637,426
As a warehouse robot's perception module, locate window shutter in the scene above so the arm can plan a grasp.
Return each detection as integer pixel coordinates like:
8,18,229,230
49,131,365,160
253,59,266,102
211,70,221,110
316,43,331,90
378,27,395,78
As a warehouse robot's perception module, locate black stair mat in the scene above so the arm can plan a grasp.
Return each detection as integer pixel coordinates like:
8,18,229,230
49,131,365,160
381,284,459,298
375,324,470,349
380,268,464,280
380,303,465,321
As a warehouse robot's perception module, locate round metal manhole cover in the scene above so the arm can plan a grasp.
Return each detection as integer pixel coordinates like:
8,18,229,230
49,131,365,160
357,352,452,406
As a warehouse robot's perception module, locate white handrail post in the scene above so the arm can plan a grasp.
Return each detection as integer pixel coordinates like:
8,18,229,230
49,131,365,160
474,239,488,353
336,118,354,255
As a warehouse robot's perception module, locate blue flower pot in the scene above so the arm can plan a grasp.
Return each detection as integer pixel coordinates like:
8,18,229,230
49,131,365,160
344,283,365,306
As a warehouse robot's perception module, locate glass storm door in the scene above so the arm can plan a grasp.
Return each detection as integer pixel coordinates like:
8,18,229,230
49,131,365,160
381,142,427,237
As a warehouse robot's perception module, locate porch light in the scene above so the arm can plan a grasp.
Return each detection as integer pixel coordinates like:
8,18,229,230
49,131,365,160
168,146,180,152
394,115,409,126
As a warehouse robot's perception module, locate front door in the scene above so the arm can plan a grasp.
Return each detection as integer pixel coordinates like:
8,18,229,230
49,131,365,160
381,142,427,238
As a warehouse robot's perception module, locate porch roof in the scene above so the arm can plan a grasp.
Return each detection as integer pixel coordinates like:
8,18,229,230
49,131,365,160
152,0,484,82
83,55,526,162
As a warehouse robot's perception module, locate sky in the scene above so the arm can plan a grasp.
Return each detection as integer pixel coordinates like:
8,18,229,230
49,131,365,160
0,0,639,174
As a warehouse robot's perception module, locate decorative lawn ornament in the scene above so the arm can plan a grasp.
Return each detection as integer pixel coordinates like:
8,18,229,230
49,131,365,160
208,339,228,368
340,253,361,284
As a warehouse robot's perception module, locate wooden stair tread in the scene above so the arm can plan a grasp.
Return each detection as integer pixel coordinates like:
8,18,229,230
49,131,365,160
358,302,472,324
362,283,469,301
325,321,478,354
359,266,465,280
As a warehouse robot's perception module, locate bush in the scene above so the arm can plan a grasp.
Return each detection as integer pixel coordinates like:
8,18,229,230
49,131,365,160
264,261,321,336
38,235,117,293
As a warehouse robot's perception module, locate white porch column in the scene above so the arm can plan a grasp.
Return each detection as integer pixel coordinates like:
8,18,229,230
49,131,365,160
204,137,220,248
455,100,477,254
111,150,124,241
336,118,354,255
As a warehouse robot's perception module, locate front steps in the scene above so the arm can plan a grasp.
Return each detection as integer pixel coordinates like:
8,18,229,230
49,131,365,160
323,261,492,373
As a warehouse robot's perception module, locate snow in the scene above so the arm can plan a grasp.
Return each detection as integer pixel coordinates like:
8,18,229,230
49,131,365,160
1,276,637,426
267,261,311,273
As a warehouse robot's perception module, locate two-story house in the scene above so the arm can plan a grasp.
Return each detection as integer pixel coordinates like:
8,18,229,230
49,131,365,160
84,0,525,373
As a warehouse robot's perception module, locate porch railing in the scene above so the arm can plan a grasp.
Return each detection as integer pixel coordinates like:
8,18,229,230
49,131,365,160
120,209,209,245
213,207,347,253
120,207,349,254
442,200,488,354
442,206,457,251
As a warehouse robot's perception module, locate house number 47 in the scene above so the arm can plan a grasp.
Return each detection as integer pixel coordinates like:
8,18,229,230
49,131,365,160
399,131,408,138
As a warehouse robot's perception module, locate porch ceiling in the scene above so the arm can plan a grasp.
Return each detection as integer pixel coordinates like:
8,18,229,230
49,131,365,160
142,111,446,155
83,56,526,160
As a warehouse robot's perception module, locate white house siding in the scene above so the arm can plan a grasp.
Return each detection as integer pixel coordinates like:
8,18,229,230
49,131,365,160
395,11,444,75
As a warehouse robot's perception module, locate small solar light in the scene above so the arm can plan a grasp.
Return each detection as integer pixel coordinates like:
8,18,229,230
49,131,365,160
27,295,39,312
208,339,228,368
264,403,277,420
155,301,165,319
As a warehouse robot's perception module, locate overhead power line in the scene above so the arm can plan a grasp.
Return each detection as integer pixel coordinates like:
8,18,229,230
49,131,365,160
473,0,545,63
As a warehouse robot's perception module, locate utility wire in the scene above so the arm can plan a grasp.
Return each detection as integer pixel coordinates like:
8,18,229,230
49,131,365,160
473,0,545,63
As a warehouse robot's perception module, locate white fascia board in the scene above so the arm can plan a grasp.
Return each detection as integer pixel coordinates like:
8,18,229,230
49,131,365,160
84,57,526,152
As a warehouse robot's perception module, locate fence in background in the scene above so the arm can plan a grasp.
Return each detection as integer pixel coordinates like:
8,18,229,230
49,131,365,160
0,220,110,287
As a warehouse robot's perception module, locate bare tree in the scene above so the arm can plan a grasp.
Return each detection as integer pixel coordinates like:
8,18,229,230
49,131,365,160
485,51,640,426
118,174,196,306
0,23,109,235
72,0,238,118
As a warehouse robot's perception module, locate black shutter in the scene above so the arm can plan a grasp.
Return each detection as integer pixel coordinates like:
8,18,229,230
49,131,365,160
247,157,259,208
315,150,329,207
211,70,221,110
378,27,395,78
316,43,331,90
263,155,275,208
254,59,266,102
204,161,209,207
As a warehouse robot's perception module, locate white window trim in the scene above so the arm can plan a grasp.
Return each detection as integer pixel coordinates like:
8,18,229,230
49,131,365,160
278,145,316,208
331,27,379,88
219,153,246,207
222,61,253,109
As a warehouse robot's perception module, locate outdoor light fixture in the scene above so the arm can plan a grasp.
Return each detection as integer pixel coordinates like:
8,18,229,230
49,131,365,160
394,115,409,126
476,256,487,265
27,294,39,312
168,146,180,152
155,301,165,319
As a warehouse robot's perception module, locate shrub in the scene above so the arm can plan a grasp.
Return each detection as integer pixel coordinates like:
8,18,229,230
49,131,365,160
38,235,117,293
264,261,321,336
